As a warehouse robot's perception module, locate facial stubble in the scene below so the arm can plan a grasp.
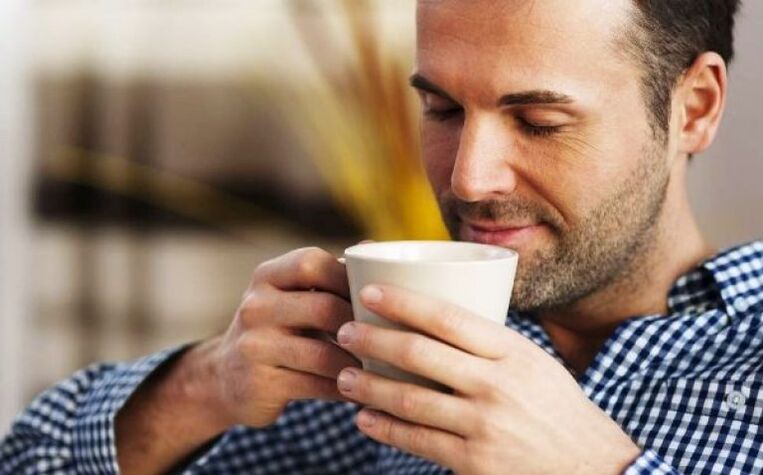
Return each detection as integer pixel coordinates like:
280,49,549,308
440,145,670,313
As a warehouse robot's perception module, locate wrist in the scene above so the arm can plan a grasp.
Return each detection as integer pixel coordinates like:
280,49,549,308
171,336,236,434
579,408,642,474
115,340,233,475
594,430,642,474
610,440,643,474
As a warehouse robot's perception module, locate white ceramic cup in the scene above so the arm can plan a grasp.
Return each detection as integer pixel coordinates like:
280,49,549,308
343,240,518,388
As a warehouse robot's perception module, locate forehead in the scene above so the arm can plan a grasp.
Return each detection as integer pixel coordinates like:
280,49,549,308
415,0,635,102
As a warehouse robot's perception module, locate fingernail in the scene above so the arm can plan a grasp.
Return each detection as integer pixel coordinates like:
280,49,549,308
357,409,377,428
361,285,383,304
337,368,357,392
337,323,356,345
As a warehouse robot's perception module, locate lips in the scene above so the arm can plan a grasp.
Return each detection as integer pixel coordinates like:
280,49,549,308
461,221,544,246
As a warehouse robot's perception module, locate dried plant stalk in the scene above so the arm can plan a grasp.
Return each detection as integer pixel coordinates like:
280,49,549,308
286,0,448,240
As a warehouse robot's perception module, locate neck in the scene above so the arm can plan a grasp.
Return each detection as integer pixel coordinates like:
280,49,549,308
537,161,715,375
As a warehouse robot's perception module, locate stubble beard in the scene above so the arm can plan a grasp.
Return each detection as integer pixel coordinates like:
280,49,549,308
440,145,670,313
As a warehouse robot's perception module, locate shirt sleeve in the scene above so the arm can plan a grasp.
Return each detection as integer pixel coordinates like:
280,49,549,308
1,348,381,475
180,401,380,474
0,346,186,475
622,450,682,475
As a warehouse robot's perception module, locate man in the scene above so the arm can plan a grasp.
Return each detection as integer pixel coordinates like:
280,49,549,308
2,0,760,473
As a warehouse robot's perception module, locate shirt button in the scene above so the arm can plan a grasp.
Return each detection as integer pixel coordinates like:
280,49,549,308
726,390,747,411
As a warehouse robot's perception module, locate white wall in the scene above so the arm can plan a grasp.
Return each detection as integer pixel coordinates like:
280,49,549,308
29,0,414,80
689,1,763,248
0,0,31,430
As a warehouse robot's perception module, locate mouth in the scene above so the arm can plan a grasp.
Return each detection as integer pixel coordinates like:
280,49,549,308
460,220,545,247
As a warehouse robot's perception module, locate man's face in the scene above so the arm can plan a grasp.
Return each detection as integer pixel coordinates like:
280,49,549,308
415,0,672,312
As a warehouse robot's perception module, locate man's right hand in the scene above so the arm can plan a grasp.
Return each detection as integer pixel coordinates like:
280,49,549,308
116,247,360,475
211,246,360,428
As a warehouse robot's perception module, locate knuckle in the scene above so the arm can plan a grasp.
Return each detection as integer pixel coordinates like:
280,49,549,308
476,374,504,401
234,333,262,360
239,289,272,327
398,389,419,416
381,418,397,443
404,425,428,451
295,249,323,280
437,306,465,337
475,377,496,400
400,336,426,369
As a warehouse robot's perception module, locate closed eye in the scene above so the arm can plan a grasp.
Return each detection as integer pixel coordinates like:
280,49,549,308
417,89,463,122
517,117,563,137
424,106,464,122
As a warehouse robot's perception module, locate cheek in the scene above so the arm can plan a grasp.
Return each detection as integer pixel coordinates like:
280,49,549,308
542,133,649,225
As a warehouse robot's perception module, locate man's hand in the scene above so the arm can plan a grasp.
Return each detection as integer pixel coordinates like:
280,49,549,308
334,284,642,475
209,246,361,428
116,246,360,474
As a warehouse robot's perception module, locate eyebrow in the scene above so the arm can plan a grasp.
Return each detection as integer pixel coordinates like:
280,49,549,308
409,73,575,107
498,90,574,106
409,73,456,102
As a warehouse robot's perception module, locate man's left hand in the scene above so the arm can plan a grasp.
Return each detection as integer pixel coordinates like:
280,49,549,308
335,284,642,475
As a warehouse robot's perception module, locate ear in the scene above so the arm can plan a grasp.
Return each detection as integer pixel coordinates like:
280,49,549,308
676,52,728,155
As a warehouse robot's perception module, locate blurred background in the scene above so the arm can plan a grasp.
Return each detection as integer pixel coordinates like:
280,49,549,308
1,0,761,431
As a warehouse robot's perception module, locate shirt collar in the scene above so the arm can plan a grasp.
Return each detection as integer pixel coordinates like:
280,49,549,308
674,240,763,318
505,240,763,381
666,265,723,315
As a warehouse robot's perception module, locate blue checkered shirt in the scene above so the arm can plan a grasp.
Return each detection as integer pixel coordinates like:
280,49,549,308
3,241,763,474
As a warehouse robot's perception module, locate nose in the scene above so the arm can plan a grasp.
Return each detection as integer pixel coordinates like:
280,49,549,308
451,115,518,202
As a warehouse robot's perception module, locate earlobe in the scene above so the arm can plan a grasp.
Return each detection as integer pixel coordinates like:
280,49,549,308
678,52,727,156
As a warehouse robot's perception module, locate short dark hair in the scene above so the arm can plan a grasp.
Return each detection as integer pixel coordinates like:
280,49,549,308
623,0,742,140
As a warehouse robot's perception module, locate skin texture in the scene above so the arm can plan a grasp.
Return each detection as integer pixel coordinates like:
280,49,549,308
115,0,728,473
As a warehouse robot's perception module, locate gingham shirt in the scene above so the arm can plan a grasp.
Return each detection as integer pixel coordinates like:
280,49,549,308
3,241,763,475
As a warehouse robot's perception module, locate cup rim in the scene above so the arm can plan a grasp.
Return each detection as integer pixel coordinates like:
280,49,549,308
343,240,518,264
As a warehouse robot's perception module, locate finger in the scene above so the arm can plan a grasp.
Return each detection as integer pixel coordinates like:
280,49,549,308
267,335,361,379
337,368,476,436
359,284,518,359
238,288,354,336
337,322,489,393
255,247,350,298
274,367,350,403
355,409,465,470
274,290,354,333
